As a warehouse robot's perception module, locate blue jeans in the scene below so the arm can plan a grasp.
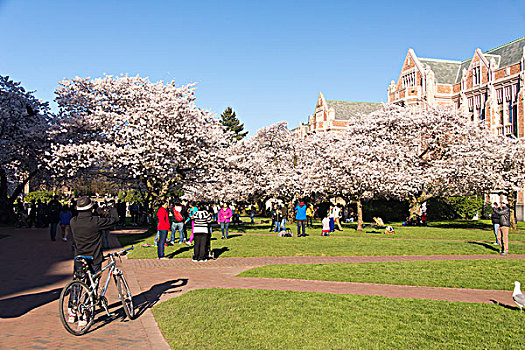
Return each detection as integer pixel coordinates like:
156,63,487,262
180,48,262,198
329,218,335,232
296,220,306,236
493,223,500,244
220,222,230,238
274,220,281,232
171,222,184,243
157,230,168,258
250,213,254,223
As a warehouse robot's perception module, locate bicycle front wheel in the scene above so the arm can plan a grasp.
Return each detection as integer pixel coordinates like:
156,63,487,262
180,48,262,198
59,280,95,336
115,274,134,319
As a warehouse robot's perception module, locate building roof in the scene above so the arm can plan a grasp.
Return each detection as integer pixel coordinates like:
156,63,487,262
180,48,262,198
411,36,525,85
485,36,525,67
419,58,461,84
454,36,525,83
326,101,382,120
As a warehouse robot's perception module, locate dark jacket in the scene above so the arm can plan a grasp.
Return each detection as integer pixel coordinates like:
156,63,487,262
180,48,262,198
71,207,119,265
490,209,500,225
494,206,511,227
47,199,61,223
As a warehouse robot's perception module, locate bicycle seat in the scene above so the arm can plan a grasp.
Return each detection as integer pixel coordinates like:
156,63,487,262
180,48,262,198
75,255,94,263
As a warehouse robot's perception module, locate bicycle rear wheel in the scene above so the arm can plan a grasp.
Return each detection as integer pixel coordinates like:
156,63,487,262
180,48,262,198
59,280,95,335
115,274,134,319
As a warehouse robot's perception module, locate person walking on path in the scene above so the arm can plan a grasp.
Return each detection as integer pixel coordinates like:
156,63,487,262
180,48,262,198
191,204,212,262
171,203,185,244
59,205,73,241
491,202,501,246
295,202,307,237
218,203,233,239
156,201,170,260
494,201,511,255
306,204,314,227
48,196,61,241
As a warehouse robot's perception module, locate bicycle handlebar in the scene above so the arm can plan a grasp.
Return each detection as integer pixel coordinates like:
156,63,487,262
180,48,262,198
105,246,134,259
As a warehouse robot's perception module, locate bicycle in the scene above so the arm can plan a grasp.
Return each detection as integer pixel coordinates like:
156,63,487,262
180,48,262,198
59,246,135,336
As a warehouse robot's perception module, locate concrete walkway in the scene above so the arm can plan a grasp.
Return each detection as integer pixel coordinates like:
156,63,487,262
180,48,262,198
0,227,522,349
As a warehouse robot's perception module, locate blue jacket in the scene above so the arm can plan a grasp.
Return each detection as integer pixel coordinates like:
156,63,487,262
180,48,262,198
295,205,307,220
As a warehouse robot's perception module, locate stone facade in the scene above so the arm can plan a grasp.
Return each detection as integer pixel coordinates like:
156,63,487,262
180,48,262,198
293,92,382,139
388,36,525,138
389,36,525,219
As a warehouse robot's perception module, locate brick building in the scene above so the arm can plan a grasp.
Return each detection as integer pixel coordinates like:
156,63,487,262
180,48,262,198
388,36,525,138
389,36,525,219
293,92,381,138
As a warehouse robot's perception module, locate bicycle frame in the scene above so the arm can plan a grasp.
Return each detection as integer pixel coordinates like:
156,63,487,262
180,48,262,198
76,246,133,312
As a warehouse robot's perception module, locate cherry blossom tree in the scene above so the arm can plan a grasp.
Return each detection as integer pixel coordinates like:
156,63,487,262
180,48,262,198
0,75,51,222
48,75,229,213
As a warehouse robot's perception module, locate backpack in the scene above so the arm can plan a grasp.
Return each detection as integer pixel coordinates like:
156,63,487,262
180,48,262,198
173,209,183,222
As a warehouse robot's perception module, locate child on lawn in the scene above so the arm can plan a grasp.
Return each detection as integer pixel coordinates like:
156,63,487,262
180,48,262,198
321,215,330,236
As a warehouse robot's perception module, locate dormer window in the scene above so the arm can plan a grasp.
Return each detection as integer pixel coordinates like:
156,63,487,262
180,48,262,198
472,66,481,85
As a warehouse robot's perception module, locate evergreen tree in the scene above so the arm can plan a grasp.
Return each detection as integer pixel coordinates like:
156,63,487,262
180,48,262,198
220,107,248,141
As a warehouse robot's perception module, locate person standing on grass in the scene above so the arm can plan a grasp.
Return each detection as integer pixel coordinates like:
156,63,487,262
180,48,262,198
295,201,307,237
280,204,288,232
306,204,314,227
494,201,511,255
218,203,233,239
185,203,198,246
490,202,501,246
191,203,212,262
273,204,283,232
328,204,335,233
171,203,185,244
321,214,330,236
156,201,170,260
333,204,343,231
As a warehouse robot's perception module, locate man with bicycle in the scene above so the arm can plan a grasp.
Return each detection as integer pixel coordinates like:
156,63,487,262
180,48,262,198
69,196,119,325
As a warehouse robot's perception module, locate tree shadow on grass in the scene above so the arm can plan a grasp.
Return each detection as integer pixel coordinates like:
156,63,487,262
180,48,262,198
212,247,230,258
0,287,62,318
166,246,192,258
430,221,492,230
467,241,500,253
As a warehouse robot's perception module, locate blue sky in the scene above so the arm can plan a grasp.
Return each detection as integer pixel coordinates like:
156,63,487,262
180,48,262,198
1,0,524,134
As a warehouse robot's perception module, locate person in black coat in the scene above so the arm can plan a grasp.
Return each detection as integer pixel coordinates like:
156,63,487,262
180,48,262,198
70,197,119,273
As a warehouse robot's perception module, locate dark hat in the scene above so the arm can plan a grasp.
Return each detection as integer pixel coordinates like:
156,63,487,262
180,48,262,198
76,196,94,211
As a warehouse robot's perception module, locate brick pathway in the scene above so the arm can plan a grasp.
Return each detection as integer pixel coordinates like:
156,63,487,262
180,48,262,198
0,227,169,350
127,254,521,306
1,227,523,350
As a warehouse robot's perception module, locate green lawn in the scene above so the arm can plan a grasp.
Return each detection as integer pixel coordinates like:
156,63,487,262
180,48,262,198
153,288,524,350
239,259,525,290
230,218,525,241
121,230,525,259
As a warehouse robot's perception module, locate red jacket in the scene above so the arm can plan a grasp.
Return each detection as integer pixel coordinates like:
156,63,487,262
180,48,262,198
157,207,170,230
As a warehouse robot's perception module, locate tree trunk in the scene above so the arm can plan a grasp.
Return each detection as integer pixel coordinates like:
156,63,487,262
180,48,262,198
356,198,363,232
408,197,422,218
0,168,36,224
508,191,517,231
